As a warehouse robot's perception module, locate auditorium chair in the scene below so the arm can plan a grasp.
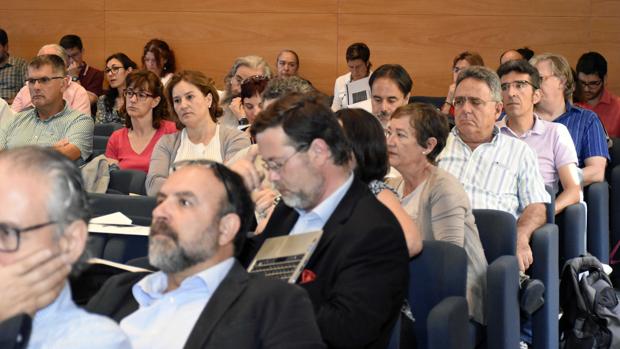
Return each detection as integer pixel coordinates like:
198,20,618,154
584,181,610,264
408,240,470,349
92,135,109,158
546,186,586,266
94,122,123,137
408,96,445,109
107,169,147,195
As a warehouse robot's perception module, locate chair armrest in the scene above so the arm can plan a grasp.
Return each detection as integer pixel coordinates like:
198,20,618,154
529,223,559,349
584,181,610,263
486,255,520,349
557,202,586,262
427,296,471,349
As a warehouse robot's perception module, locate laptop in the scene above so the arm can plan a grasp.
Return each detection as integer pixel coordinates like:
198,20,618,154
247,230,323,283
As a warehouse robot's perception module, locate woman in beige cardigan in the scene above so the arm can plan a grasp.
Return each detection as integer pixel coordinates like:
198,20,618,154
386,103,488,325
146,71,250,196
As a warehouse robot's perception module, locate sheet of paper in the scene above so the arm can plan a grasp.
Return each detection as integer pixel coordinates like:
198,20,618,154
90,212,133,225
88,257,152,272
88,223,150,236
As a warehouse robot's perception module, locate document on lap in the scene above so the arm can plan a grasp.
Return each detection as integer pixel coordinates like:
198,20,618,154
88,212,150,236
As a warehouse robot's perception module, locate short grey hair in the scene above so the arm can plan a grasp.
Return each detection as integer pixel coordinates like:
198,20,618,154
222,55,273,103
455,66,502,102
38,44,69,68
530,53,575,102
261,76,315,102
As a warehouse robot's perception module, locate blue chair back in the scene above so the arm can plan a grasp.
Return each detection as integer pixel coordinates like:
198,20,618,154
472,209,516,262
108,169,147,195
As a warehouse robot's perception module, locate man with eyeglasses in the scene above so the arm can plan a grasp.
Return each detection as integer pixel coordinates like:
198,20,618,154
0,146,131,349
59,34,104,105
496,59,580,215
11,44,91,116
0,54,93,162
531,53,609,186
237,92,408,349
86,160,325,349
437,66,550,273
574,51,620,138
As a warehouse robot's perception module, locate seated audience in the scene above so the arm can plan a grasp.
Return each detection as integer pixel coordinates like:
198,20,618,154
370,64,412,128
336,108,422,257
87,160,325,349
146,70,250,196
497,59,580,214
0,146,131,348
0,55,93,162
142,39,176,86
238,93,408,348
0,28,27,104
499,47,534,65
220,55,272,128
386,103,488,324
95,53,137,124
441,51,484,116
331,42,372,112
239,75,269,137
59,34,104,104
437,66,550,272
575,51,620,137
105,70,176,172
531,53,609,185
11,44,91,116
276,49,299,77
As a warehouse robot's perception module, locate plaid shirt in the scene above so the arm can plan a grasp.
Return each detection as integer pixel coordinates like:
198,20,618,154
0,55,27,102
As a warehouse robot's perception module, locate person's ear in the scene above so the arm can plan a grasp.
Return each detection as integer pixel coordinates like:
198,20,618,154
59,220,87,264
424,137,438,154
151,96,161,109
533,88,542,105
218,213,240,247
308,138,330,165
206,93,213,108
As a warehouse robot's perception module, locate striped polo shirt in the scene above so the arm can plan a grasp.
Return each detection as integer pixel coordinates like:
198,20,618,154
0,102,93,160
437,126,550,218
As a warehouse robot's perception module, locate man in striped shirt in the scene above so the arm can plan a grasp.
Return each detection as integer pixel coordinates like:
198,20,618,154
437,66,549,272
0,54,93,162
531,53,609,186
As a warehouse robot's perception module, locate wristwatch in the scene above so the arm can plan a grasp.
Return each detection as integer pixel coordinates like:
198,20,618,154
71,76,79,82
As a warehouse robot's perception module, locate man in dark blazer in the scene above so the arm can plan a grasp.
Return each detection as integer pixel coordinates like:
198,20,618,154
86,161,324,349
236,93,409,349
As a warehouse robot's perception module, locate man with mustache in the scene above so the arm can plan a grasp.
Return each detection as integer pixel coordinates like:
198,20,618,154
86,160,324,349
0,54,93,162
370,64,412,130
496,59,581,215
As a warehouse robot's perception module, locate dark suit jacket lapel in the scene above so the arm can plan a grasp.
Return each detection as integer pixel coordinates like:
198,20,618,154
306,178,365,267
183,261,248,349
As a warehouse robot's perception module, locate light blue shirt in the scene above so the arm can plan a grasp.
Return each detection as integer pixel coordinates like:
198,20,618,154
28,282,131,349
120,258,235,349
290,174,354,235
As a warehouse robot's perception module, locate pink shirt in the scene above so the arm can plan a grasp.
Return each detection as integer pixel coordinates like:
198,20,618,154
11,80,91,116
577,89,620,138
498,115,578,194
105,120,177,173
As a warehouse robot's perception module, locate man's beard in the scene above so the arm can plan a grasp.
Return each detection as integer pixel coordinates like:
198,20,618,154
276,175,325,211
148,220,218,274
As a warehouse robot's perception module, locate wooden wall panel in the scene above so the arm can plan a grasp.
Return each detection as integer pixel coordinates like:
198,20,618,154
339,0,590,16
105,0,337,13
339,14,590,96
0,0,102,11
104,12,338,93
0,10,105,70
591,0,620,17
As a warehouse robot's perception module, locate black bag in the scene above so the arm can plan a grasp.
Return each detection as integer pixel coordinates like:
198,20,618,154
560,256,620,348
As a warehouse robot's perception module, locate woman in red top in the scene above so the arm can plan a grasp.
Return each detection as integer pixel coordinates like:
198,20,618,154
105,70,177,172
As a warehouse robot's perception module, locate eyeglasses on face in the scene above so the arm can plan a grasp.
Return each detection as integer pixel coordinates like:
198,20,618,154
261,147,307,173
124,90,153,101
25,76,65,85
500,80,538,92
104,66,124,75
578,79,603,88
453,96,497,108
0,221,58,252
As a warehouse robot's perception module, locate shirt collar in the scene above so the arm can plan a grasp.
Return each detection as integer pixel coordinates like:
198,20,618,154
452,125,501,146
498,113,546,137
599,88,613,105
35,101,69,122
132,257,235,307
294,172,354,225
33,282,74,324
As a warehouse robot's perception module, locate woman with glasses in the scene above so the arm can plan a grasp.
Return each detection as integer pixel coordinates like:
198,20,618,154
95,53,137,124
104,70,177,173
142,39,176,86
386,103,488,325
440,51,484,116
146,70,251,196
336,108,422,257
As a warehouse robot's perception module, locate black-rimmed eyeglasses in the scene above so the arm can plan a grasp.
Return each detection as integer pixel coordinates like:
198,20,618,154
0,221,58,252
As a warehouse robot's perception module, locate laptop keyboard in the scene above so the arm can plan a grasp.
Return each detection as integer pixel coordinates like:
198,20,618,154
250,254,305,280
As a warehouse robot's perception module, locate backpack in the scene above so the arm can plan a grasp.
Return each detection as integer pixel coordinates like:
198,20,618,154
560,255,620,349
